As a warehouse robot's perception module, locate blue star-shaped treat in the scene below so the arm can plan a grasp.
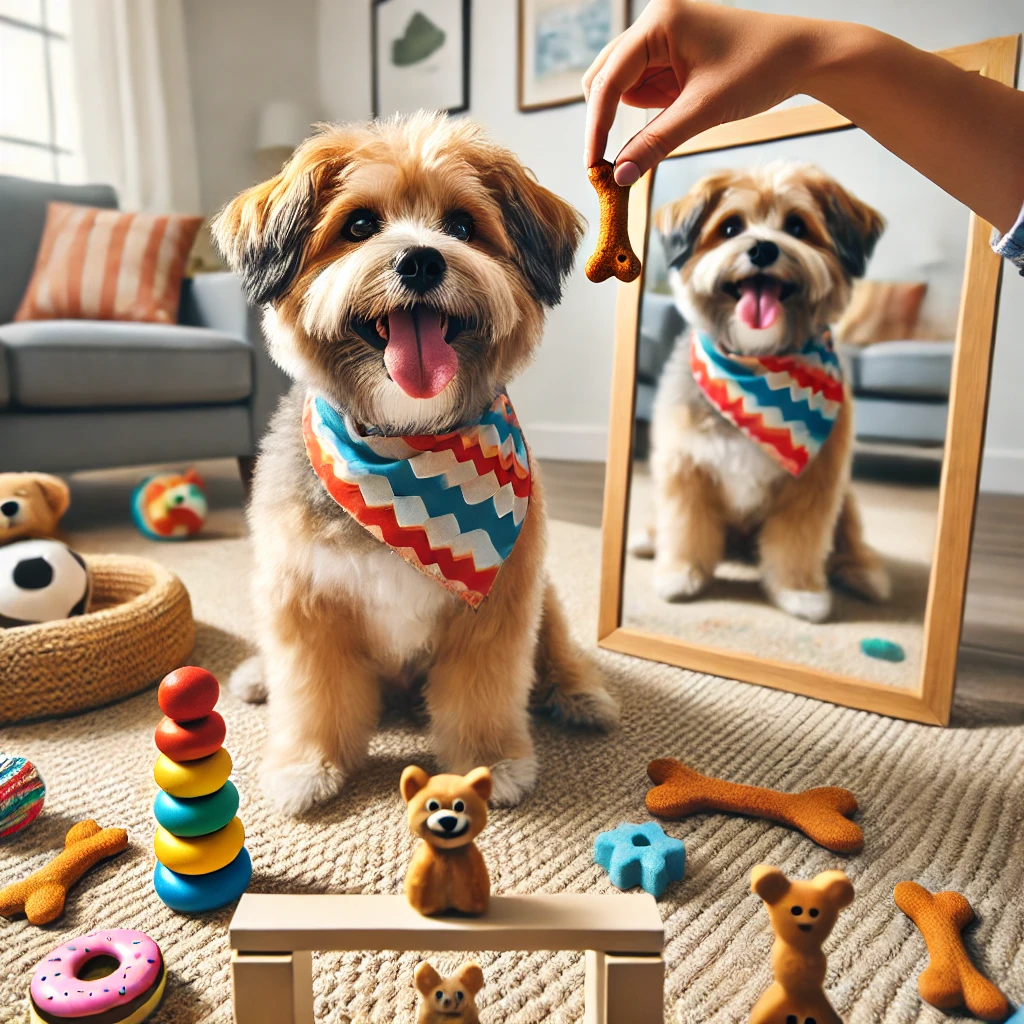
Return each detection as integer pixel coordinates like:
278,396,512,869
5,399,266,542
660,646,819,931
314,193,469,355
594,821,685,898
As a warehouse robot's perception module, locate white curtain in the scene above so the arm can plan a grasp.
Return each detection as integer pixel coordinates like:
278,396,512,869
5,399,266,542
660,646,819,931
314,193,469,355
69,0,201,214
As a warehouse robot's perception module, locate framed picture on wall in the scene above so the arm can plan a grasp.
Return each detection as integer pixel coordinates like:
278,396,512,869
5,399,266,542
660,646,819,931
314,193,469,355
518,0,629,111
372,0,470,117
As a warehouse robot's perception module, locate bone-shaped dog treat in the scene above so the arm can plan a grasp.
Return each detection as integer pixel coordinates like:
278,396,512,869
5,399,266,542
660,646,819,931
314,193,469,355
646,758,863,853
585,160,642,284
0,819,129,924
894,881,1010,1021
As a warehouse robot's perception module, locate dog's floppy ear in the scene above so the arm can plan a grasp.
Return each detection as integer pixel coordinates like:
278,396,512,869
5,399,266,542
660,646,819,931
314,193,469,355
751,864,790,905
656,171,730,270
31,474,70,521
482,153,585,307
400,765,431,804
812,176,885,278
815,870,855,909
414,961,444,997
455,961,484,996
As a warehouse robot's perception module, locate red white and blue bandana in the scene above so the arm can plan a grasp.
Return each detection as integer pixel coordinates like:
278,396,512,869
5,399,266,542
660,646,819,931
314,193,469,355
690,329,845,477
302,393,531,608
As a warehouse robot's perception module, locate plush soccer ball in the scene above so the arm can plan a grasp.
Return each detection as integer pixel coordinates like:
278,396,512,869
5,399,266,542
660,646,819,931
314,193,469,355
0,539,91,629
132,469,208,540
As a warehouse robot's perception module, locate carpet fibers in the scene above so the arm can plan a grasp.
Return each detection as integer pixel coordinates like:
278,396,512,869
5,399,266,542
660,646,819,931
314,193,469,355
1,500,1022,1023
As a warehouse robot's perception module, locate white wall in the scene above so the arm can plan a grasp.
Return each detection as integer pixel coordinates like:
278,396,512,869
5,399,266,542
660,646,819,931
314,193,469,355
182,0,321,216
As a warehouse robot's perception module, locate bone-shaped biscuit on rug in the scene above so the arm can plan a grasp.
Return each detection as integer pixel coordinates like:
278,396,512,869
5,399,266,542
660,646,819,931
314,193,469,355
0,819,129,925
645,758,863,853
894,881,1010,1022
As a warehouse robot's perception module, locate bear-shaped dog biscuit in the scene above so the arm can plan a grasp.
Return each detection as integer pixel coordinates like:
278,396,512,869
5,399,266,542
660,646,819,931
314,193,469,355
415,961,484,1024
749,864,854,1024
0,473,70,546
401,766,491,917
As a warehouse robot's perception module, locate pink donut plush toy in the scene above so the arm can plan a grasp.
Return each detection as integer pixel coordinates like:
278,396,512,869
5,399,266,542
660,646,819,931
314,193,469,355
29,929,165,1024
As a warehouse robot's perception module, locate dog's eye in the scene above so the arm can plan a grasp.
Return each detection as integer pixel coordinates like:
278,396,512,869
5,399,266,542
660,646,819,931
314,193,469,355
790,905,803,916
455,991,464,1002
452,799,465,812
435,991,444,1001
443,212,474,242
343,209,380,241
425,799,441,812
809,907,819,917
718,215,744,239
784,214,807,238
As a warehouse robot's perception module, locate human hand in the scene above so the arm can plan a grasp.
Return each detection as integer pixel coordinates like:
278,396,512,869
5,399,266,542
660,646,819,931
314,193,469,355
583,0,829,184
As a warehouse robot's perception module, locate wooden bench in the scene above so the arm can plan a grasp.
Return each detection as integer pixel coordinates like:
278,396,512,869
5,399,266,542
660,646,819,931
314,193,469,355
229,893,665,1023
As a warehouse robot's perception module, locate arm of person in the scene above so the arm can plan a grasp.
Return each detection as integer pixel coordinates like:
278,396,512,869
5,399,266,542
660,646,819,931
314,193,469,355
583,1,1024,234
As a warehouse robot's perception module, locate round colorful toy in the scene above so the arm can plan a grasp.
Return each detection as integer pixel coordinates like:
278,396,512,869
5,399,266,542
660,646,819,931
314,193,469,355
155,711,226,761
131,469,207,540
153,846,252,913
154,816,245,875
0,539,91,629
154,747,232,799
29,928,165,1024
0,755,45,838
158,666,219,720
154,780,240,838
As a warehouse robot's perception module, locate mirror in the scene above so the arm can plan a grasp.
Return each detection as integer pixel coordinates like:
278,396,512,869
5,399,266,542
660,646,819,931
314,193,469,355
597,37,1017,725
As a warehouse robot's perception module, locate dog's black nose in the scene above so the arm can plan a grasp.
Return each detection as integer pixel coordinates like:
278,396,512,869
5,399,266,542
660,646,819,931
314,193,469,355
0,500,19,518
438,815,459,832
396,246,446,293
748,240,779,268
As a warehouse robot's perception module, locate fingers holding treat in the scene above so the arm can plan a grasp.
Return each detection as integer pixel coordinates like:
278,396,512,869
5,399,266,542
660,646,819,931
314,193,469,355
586,160,642,284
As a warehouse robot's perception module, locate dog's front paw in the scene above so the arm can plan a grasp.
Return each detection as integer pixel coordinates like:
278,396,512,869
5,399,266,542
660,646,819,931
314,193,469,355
772,587,832,623
654,564,707,602
627,527,656,559
230,655,268,704
489,756,538,807
261,760,345,816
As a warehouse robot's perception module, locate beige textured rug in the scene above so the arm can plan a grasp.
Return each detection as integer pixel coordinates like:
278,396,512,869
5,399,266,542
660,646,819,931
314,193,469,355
2,478,1022,1024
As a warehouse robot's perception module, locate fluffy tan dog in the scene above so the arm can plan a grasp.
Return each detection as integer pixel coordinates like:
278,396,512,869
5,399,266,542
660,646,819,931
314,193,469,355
212,114,616,814
402,765,491,917
415,962,484,1024
0,473,69,545
749,864,854,1024
632,162,890,622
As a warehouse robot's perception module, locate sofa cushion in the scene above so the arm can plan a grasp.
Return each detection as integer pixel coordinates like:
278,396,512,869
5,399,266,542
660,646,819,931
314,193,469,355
0,320,253,409
841,340,954,398
0,175,119,325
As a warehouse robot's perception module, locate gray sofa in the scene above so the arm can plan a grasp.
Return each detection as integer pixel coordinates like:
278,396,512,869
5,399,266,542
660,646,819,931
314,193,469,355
0,174,288,478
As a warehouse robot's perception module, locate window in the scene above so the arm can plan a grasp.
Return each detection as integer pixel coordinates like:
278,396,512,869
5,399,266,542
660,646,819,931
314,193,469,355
0,0,81,182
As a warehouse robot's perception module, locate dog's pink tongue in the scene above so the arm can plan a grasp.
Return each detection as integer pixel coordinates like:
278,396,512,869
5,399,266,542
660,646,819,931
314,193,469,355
737,278,783,330
384,308,458,399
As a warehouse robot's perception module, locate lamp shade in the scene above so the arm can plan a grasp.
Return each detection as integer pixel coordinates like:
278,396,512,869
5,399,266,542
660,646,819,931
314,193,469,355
257,100,307,152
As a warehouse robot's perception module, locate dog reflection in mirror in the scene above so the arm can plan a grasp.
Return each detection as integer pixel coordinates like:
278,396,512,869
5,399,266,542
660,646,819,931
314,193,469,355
630,162,890,622
212,113,617,815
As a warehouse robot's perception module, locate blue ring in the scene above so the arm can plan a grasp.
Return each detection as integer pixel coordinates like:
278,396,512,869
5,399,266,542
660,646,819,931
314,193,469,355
153,846,252,913
153,781,239,837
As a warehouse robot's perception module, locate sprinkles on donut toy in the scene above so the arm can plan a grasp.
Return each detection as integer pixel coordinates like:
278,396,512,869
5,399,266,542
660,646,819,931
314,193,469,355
29,929,165,1024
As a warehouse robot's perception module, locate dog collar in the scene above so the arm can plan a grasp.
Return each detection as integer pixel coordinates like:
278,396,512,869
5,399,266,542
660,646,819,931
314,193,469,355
689,329,844,476
302,392,531,607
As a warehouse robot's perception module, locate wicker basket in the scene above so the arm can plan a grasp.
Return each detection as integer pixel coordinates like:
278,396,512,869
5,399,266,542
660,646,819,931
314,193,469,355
0,553,194,725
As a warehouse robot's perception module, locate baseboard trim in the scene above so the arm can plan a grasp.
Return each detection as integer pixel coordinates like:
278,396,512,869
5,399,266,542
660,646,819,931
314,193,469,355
980,448,1024,495
526,423,609,462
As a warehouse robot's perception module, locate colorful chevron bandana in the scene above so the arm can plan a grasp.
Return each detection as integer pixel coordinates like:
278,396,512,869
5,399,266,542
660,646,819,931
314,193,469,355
302,392,531,607
690,329,844,476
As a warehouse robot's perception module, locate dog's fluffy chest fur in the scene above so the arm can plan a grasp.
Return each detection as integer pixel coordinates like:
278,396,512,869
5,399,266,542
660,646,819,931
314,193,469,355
654,330,786,522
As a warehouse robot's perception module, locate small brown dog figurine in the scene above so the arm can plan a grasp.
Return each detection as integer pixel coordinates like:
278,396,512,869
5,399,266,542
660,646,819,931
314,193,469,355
415,961,484,1024
749,864,854,1024
0,472,70,545
401,766,491,916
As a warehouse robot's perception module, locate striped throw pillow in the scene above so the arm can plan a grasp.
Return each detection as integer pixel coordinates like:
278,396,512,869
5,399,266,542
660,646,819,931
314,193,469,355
15,202,204,324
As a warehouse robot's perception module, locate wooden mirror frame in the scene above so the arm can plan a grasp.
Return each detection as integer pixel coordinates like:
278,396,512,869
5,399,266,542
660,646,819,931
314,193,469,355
597,35,1021,727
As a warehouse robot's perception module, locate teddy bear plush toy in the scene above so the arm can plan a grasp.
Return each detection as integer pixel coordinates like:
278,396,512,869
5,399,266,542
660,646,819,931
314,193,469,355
415,961,484,1024
749,864,854,1024
0,473,70,546
400,766,492,917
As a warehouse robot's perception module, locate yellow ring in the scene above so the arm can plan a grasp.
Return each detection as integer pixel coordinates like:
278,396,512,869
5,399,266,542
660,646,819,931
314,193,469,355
154,816,245,875
153,747,231,798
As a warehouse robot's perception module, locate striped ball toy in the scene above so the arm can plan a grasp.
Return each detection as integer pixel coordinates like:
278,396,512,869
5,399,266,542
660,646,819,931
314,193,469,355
0,756,45,838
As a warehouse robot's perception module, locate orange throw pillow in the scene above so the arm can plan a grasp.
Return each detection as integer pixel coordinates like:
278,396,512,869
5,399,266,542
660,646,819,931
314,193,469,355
15,202,203,324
